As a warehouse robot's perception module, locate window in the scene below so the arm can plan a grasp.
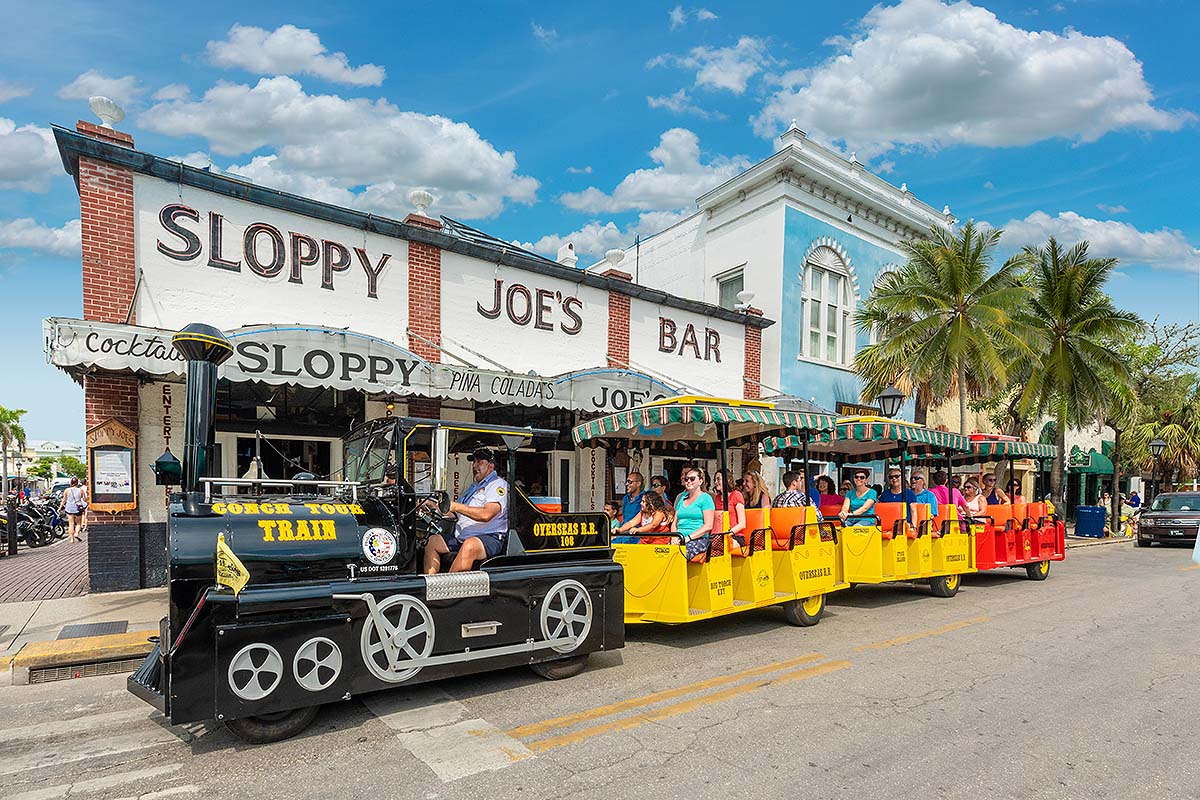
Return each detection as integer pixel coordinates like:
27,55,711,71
798,248,854,366
717,270,744,310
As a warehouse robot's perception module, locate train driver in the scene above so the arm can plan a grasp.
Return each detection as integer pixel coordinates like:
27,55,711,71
423,447,509,574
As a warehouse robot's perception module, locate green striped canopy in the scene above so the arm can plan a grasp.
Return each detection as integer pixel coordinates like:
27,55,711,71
764,417,972,461
571,400,836,449
960,438,1058,463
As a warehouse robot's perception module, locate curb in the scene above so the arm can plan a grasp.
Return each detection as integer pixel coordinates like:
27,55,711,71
9,629,156,686
1066,536,1133,549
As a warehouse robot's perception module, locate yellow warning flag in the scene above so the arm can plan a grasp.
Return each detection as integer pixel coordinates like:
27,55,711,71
215,532,251,596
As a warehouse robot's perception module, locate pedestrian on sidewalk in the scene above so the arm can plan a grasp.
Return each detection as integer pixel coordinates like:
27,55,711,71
58,477,88,543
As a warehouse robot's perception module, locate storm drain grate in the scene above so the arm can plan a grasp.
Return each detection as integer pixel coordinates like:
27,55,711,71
57,621,129,640
29,657,145,684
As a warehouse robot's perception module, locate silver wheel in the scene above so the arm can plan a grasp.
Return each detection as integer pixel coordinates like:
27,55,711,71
540,580,593,654
360,595,435,683
293,637,342,692
228,643,284,701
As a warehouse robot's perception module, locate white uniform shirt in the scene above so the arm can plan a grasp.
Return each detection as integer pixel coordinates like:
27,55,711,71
455,472,509,540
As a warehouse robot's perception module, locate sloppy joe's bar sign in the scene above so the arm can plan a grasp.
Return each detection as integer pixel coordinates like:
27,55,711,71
45,318,677,414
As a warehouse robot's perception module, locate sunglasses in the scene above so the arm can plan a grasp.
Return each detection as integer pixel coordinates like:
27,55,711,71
683,476,699,483
888,475,901,480
853,475,867,481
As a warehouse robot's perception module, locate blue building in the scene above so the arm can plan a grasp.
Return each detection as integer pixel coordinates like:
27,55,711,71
589,123,952,423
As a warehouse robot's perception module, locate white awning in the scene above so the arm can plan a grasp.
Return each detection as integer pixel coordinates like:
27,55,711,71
44,318,680,414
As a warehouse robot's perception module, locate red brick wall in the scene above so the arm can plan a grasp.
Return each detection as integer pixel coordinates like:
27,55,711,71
743,317,763,400
83,374,140,525
603,270,632,368
78,122,137,324
405,215,442,363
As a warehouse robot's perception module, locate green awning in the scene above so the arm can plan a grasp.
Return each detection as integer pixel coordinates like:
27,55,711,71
764,417,972,461
571,397,837,449
1070,449,1114,474
969,439,1057,461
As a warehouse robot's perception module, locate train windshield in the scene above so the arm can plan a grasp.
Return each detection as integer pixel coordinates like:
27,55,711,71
344,424,396,484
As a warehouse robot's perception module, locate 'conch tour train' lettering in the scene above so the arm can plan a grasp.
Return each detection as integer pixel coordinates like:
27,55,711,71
156,203,392,299
211,501,365,516
258,519,338,542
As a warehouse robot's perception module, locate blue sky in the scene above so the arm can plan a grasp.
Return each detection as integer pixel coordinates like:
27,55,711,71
1,0,1197,443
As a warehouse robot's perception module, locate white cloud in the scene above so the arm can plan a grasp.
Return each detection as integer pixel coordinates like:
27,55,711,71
152,84,191,102
522,210,694,262
754,0,1194,156
877,160,896,174
696,9,719,21
1096,203,1128,214
1002,210,1200,272
983,180,995,189
646,89,725,119
206,24,385,87
139,77,538,219
166,151,213,168
559,128,748,213
669,6,687,29
57,70,145,107
566,165,593,174
531,21,558,46
650,36,772,94
0,81,31,104
0,218,81,256
0,119,60,192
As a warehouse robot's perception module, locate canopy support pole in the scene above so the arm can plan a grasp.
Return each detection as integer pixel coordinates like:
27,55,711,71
899,441,909,528
1008,458,1015,501
717,422,730,525
802,430,812,503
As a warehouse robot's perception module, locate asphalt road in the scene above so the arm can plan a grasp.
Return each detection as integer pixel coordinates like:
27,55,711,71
2,541,1196,800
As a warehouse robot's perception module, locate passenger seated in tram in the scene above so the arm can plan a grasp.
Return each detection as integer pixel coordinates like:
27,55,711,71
983,474,1009,504
878,469,919,514
815,475,843,510
773,471,819,519
422,448,509,574
613,491,673,544
909,471,939,516
740,471,773,510
930,471,965,512
839,469,878,524
712,469,747,548
1006,479,1024,504
604,501,621,533
673,467,716,560
649,476,669,500
962,480,988,519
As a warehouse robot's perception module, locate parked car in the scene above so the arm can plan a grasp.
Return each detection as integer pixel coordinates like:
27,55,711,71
1136,492,1200,547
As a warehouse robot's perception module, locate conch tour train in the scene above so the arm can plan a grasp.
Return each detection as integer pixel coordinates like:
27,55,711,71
128,323,1065,743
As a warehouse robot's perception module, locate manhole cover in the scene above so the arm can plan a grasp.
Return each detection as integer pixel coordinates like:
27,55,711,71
57,621,129,640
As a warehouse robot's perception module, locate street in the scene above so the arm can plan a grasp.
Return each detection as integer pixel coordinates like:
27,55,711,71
2,541,1196,800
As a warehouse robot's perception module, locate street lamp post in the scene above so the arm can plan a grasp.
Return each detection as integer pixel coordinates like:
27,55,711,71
1149,438,1167,503
877,386,908,526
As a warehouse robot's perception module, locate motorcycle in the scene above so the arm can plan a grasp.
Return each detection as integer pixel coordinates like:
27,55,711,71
0,505,48,548
22,500,66,545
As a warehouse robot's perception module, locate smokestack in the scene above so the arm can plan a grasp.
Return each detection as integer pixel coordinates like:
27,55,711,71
171,323,233,500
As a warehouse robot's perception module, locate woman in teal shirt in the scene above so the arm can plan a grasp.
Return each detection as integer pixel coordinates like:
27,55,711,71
838,469,878,525
674,467,716,559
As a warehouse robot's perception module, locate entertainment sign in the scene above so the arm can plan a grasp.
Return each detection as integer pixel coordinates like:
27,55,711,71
45,318,677,414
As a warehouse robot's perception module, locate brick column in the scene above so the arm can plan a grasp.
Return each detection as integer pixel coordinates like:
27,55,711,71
602,270,632,368
743,309,763,400
76,121,143,591
405,214,442,363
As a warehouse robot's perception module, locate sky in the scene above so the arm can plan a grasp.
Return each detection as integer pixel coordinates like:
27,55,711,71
1,0,1197,443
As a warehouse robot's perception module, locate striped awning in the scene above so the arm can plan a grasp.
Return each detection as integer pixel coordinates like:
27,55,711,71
764,416,972,461
571,397,836,449
967,439,1058,461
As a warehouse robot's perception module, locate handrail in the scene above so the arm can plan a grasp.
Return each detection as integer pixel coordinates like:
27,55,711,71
200,477,359,502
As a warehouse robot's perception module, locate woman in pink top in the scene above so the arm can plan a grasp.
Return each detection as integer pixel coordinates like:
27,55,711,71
931,471,965,513
712,469,747,548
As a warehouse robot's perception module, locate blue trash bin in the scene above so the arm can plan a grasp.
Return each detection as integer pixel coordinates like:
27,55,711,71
1074,505,1106,538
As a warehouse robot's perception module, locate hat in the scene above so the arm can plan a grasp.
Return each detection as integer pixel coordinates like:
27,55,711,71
467,447,496,463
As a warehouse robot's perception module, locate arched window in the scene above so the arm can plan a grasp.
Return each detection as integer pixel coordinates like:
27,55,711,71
799,245,855,366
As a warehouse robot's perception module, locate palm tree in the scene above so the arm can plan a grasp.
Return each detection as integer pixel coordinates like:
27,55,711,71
0,405,28,499
855,220,1031,433
1014,238,1143,502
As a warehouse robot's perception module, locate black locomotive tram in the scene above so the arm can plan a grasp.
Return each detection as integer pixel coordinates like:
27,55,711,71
128,324,624,743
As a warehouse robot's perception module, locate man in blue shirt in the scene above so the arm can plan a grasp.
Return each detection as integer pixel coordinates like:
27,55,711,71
621,472,644,525
878,468,920,521
423,448,509,574
909,470,939,516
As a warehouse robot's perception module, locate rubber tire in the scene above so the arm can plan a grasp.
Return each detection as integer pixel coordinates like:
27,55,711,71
782,594,825,627
1025,560,1051,581
223,705,320,744
929,574,961,598
530,654,589,680
1135,537,1151,548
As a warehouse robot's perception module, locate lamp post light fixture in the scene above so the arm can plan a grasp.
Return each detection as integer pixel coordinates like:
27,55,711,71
877,386,904,419
1149,438,1167,502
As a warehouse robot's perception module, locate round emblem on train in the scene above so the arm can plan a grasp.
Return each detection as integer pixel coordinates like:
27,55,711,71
361,527,398,565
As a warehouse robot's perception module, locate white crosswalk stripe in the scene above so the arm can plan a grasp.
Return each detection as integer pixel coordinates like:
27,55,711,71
8,764,184,800
363,685,534,782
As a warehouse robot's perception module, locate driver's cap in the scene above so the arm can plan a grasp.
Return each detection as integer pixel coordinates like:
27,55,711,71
467,447,496,463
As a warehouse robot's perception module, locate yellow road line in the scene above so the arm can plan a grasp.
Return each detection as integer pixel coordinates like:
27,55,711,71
1180,564,1200,571
508,652,827,738
853,616,990,652
527,659,852,753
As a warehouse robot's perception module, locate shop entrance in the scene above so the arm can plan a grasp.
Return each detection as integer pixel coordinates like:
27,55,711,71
215,432,341,481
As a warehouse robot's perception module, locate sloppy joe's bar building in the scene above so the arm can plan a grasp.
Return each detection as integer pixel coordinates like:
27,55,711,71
48,121,772,592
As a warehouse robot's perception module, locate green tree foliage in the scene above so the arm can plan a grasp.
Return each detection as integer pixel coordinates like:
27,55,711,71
25,457,55,481
59,455,87,481
0,405,28,496
854,220,1031,433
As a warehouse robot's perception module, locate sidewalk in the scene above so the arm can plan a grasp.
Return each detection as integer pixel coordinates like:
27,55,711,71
0,586,164,684
0,535,89,603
